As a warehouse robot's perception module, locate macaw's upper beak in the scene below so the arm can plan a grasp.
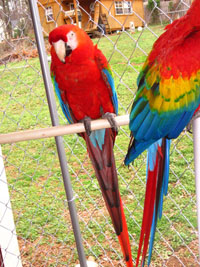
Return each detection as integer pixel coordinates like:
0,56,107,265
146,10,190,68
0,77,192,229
53,40,72,63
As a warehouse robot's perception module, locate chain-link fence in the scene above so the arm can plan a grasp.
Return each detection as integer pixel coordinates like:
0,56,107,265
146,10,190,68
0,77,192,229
0,0,199,266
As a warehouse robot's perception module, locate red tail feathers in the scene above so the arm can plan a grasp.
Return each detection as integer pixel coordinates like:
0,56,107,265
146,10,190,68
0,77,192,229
136,138,170,266
118,197,133,267
136,141,166,267
136,156,159,267
84,129,133,266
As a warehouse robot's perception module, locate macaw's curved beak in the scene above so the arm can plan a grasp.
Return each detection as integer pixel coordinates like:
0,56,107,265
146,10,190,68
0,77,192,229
53,40,72,63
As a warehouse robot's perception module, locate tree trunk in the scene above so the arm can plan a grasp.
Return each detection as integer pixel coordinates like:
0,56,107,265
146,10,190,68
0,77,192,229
1,0,13,40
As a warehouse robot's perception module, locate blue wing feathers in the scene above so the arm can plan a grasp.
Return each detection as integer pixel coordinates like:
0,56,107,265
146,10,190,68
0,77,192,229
167,111,194,138
91,68,117,150
144,115,161,140
53,76,73,124
125,138,155,165
129,100,149,133
135,112,155,140
127,99,196,164
102,69,118,115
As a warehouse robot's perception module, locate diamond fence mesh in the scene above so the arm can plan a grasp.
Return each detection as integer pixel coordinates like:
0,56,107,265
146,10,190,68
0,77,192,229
0,0,199,266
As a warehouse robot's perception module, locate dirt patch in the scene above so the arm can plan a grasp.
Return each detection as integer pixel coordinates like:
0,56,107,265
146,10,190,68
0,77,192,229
0,38,50,64
18,234,200,266
18,234,126,267
166,239,200,267
18,236,75,267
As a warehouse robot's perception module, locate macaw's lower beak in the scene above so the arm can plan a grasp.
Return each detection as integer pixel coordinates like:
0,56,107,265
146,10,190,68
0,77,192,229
65,44,72,57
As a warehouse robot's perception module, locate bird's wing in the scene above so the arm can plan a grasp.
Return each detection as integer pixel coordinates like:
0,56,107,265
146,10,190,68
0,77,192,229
94,45,118,115
51,74,75,124
125,30,200,164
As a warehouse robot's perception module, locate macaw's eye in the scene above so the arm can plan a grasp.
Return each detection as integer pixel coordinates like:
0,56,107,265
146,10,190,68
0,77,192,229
67,31,75,40
66,31,78,51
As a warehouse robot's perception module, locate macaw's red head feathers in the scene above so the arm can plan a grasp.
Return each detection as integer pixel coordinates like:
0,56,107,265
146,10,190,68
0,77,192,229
187,0,200,24
49,24,94,63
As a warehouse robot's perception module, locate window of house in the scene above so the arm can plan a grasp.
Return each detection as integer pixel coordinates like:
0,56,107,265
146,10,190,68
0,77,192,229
45,6,53,22
115,1,123,15
123,1,132,14
115,1,132,15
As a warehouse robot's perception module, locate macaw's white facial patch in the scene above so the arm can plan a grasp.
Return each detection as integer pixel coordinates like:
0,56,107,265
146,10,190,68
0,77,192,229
52,39,66,63
66,31,78,50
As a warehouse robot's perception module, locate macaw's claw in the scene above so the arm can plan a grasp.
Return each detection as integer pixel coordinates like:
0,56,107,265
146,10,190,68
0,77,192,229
82,116,92,136
102,112,118,132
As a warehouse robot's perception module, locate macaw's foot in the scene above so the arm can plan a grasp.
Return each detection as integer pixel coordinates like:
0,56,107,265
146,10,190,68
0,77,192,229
82,116,92,136
102,112,118,132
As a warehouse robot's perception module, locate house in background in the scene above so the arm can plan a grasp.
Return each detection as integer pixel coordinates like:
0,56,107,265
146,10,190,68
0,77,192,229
37,0,144,36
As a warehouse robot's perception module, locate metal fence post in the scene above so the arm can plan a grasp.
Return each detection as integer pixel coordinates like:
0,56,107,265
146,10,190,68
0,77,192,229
28,1,87,266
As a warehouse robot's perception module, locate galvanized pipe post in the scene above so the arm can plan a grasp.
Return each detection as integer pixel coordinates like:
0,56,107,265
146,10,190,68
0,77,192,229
28,1,87,266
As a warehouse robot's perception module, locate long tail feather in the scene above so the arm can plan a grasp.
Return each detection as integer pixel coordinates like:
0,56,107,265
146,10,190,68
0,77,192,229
148,138,170,266
136,138,170,267
84,129,133,267
136,156,159,267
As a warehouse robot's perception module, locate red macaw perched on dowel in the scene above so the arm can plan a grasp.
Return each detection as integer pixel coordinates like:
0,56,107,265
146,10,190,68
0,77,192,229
49,25,133,266
125,0,200,266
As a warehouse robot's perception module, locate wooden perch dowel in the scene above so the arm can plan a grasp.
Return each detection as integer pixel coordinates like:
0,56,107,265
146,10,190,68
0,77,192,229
0,115,129,144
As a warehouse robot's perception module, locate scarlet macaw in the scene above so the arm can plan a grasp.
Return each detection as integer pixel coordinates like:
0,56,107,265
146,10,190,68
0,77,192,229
125,0,200,266
49,25,133,266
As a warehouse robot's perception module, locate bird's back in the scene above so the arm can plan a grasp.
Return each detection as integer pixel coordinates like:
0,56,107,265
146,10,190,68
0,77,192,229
125,0,200,164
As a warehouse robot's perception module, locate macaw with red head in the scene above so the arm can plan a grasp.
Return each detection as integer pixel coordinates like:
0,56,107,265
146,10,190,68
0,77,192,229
49,24,133,266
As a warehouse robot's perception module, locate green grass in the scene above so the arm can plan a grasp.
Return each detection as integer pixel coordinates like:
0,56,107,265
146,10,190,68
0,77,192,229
0,25,198,266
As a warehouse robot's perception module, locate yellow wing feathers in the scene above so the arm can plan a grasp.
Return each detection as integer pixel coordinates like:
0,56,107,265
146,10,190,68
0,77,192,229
140,67,200,113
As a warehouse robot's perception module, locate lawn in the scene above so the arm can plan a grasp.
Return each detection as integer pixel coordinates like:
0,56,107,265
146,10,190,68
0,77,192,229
0,25,198,266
